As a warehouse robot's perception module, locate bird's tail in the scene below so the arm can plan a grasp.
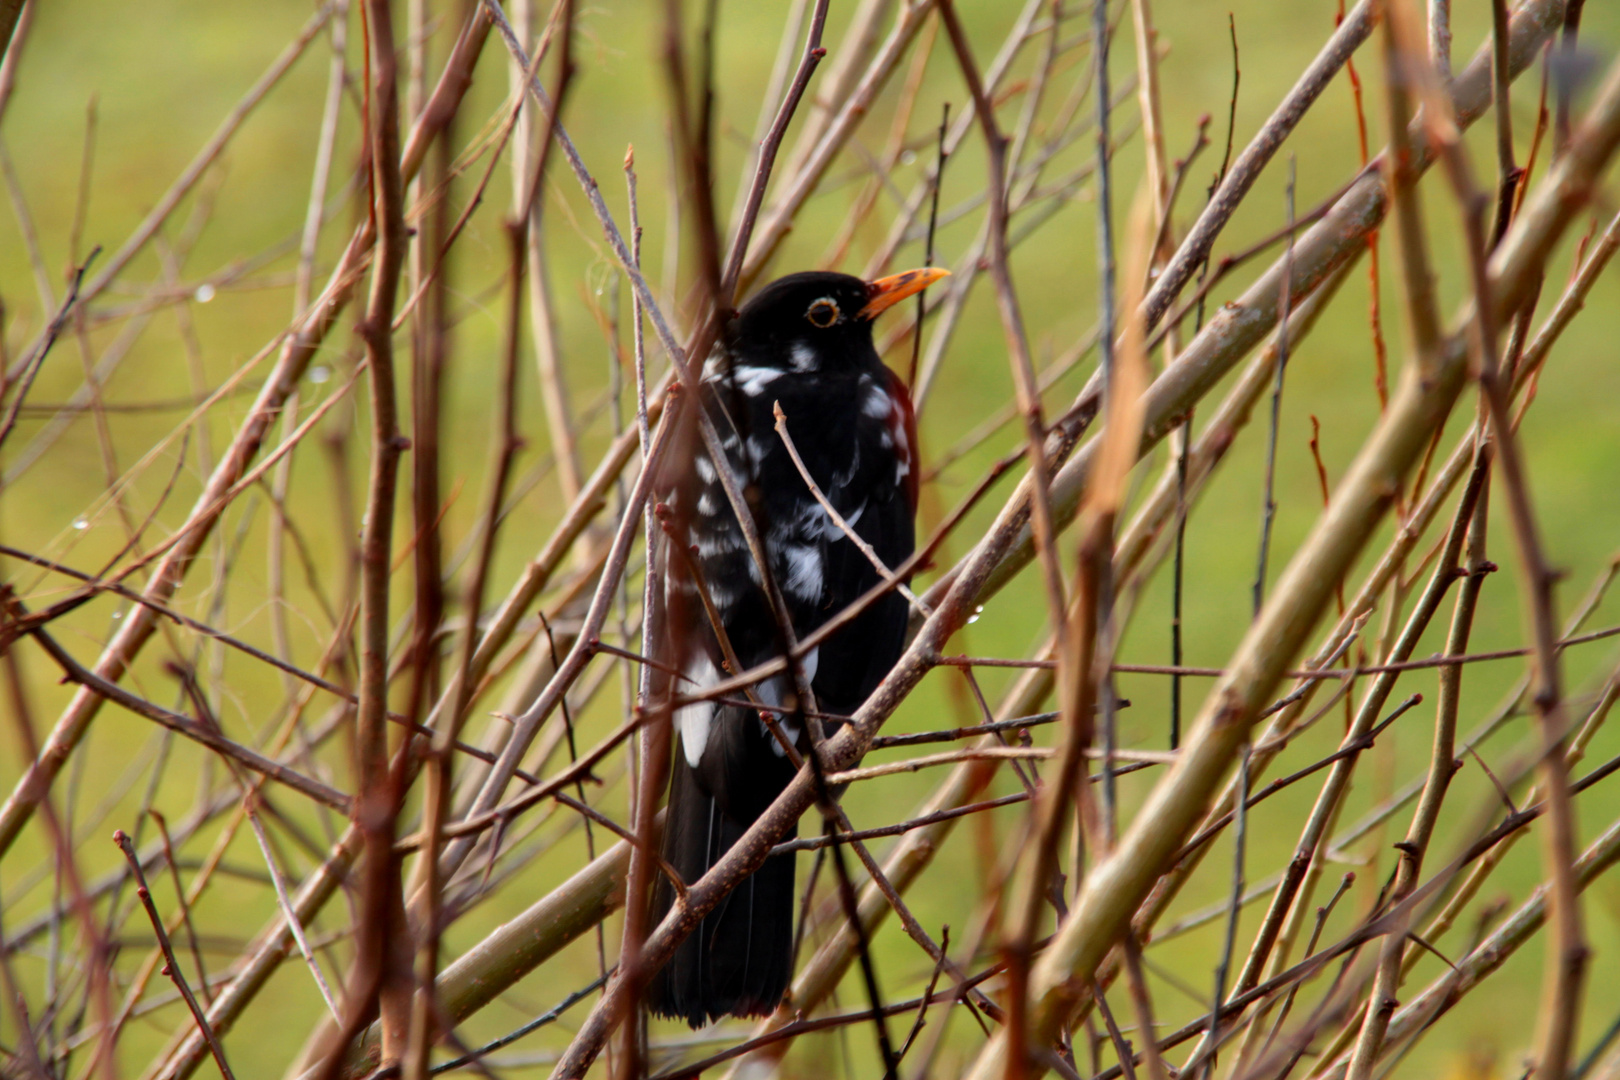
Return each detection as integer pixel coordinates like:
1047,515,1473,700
647,745,797,1028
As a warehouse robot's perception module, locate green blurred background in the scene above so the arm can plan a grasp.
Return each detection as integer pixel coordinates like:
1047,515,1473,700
3,1,1620,1076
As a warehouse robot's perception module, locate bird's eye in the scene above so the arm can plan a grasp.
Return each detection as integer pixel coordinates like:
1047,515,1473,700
805,297,840,328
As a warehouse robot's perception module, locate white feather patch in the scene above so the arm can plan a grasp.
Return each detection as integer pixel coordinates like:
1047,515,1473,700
695,527,744,559
744,435,771,468
863,385,893,418
721,364,783,396
701,346,728,381
678,654,718,767
782,543,823,601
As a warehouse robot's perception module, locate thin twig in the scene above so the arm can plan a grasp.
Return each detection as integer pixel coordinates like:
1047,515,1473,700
1252,157,1295,616
114,830,237,1080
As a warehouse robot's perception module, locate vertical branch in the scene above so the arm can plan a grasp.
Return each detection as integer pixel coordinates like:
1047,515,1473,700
1090,0,1122,850
1308,416,1348,616
1129,0,1169,253
1092,0,1117,423
1253,157,1296,616
1342,447,1487,1080
1091,978,1136,1080
343,0,412,1070
663,0,724,313
612,144,669,1080
1382,0,1445,382
1478,190,1589,1080
0,596,118,1079
907,103,950,393
1168,423,1187,752
1009,549,1100,1080
507,0,582,511
402,0,453,733
1204,747,1247,1080
1490,0,1520,245
827,826,901,1079
1120,940,1170,1080
1213,163,1296,1074
1338,0,1387,412
1427,0,1451,84
1197,10,1238,335
1554,0,1587,154
934,10,1090,1058
1175,15,1239,751
1133,0,1176,763
627,154,656,689
404,214,531,1080
525,214,585,506
1400,6,1592,1069
148,810,212,1007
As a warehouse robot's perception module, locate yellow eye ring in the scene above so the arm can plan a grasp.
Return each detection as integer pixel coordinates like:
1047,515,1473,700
806,298,840,328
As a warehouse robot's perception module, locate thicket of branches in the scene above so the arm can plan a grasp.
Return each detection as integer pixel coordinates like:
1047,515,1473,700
3,0,1620,1078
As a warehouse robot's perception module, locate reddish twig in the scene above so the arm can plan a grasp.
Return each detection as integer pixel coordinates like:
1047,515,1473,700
114,829,238,1080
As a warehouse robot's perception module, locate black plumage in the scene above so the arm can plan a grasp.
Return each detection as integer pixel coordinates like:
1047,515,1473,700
647,268,940,1027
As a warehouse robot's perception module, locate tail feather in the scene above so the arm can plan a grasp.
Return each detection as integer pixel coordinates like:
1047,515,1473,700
647,745,796,1027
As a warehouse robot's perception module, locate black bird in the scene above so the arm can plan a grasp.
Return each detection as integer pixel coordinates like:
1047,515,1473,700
648,267,945,1028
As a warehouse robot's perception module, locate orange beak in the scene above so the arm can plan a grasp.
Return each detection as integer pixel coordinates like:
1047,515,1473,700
859,267,950,320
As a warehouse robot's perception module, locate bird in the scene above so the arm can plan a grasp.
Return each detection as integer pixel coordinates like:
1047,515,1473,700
647,267,946,1028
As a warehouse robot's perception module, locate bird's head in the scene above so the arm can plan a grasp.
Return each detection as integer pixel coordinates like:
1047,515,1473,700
726,268,948,374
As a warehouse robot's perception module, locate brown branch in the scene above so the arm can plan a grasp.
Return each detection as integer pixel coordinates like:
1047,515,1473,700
330,0,412,1070
148,810,213,1008
115,829,238,1080
0,248,97,449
